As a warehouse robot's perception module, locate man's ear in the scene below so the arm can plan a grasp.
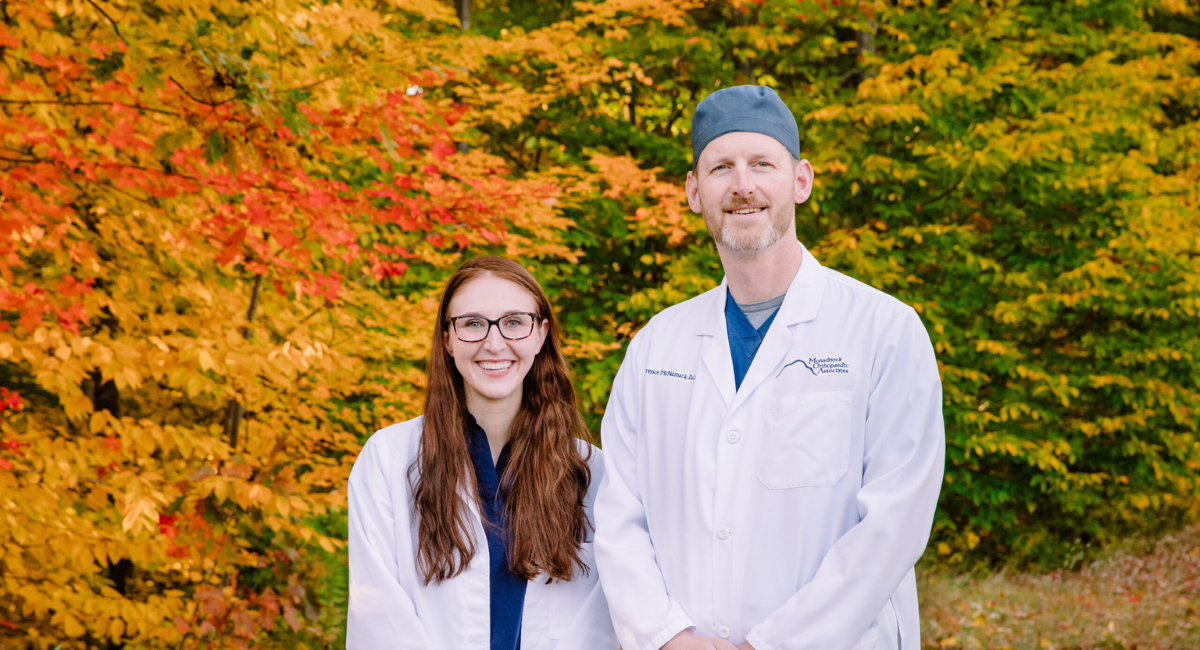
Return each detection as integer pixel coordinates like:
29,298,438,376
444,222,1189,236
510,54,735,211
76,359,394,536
685,170,702,213
794,159,814,204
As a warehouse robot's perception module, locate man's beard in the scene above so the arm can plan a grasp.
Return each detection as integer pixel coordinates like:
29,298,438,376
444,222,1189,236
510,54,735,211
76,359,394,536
702,197,792,253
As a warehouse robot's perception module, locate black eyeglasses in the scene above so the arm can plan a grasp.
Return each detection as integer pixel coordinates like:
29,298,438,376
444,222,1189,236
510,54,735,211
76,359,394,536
447,312,539,342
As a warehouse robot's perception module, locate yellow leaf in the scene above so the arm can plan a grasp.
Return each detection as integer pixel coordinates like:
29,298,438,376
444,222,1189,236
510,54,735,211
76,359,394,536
63,614,86,638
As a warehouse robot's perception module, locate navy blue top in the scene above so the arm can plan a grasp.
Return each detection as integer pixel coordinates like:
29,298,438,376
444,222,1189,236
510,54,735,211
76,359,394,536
726,287,780,391
465,413,526,650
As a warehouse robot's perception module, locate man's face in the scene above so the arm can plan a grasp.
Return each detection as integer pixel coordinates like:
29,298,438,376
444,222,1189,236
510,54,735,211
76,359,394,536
685,131,813,253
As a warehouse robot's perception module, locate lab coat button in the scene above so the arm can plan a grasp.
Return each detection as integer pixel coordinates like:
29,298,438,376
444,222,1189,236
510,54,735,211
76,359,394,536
718,626,731,639
716,527,730,540
726,430,741,444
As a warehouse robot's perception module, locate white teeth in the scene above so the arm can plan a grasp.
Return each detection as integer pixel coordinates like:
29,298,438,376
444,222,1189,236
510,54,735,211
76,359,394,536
731,208,763,214
479,361,512,371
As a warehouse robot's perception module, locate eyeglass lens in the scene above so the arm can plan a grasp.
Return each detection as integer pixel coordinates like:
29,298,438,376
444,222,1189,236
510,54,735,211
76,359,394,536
454,313,535,342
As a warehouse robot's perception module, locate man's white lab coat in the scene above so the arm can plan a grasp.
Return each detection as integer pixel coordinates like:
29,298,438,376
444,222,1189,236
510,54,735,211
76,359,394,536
347,416,618,650
594,244,945,650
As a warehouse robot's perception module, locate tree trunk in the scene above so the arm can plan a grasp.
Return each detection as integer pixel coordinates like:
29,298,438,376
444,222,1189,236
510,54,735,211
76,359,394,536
90,368,132,650
732,4,754,82
455,0,471,154
224,273,262,450
855,20,879,80
457,0,469,30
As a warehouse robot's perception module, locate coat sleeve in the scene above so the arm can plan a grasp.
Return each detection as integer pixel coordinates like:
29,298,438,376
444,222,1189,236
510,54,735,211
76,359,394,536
593,331,697,650
346,434,436,650
745,307,946,650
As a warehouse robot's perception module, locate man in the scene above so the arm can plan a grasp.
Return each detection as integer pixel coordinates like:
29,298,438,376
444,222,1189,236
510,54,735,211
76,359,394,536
593,85,945,650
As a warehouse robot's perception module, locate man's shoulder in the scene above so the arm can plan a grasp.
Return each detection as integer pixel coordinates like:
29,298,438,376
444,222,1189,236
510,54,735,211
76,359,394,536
817,263,914,321
640,283,724,334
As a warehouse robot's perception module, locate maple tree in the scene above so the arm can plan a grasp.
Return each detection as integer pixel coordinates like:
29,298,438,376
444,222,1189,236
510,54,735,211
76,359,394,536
0,0,584,647
3,0,1200,646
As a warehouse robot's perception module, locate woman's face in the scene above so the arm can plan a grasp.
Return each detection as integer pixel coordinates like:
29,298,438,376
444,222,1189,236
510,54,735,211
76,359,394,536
444,275,548,410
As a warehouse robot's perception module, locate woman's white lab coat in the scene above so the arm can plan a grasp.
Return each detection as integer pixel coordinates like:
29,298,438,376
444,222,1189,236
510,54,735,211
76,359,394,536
347,416,618,650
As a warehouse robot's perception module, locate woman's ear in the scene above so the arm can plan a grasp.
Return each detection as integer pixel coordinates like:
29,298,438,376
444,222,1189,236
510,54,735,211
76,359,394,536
534,318,549,354
443,329,454,357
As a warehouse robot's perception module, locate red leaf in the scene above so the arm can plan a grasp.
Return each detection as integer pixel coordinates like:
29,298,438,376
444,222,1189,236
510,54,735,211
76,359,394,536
0,459,12,470
281,601,301,632
159,514,178,539
0,26,19,49
431,140,456,162
0,388,20,412
104,436,121,452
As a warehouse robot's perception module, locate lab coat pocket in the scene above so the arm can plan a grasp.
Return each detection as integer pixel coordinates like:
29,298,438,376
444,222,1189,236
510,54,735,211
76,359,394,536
757,390,853,489
850,625,881,650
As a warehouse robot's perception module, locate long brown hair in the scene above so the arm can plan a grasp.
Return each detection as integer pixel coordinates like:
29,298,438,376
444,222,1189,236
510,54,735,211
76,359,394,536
410,256,593,584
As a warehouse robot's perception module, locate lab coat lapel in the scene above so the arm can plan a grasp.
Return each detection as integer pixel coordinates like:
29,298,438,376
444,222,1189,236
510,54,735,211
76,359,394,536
698,280,736,408
729,243,827,413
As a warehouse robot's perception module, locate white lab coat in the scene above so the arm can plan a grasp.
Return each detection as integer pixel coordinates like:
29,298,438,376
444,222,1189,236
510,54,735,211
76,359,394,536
594,243,945,650
347,416,618,650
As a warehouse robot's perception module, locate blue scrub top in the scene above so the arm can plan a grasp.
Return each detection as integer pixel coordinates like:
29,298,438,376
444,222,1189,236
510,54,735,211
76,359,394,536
725,287,780,390
465,413,527,650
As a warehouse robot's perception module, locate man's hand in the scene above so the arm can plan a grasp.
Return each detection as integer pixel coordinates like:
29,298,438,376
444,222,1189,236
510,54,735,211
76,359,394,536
661,629,739,650
736,642,756,650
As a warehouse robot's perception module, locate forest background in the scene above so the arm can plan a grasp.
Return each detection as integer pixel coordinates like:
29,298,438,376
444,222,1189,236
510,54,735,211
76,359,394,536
1,0,1199,648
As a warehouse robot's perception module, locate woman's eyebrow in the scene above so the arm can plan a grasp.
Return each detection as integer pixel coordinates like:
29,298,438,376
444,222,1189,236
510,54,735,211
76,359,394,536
450,310,529,318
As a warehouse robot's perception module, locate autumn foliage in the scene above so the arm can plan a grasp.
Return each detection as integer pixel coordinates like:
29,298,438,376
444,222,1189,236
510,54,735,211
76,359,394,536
2,0,1200,647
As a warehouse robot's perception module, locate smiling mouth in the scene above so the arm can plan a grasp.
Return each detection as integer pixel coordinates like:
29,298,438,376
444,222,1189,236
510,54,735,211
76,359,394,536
477,360,513,373
727,207,766,215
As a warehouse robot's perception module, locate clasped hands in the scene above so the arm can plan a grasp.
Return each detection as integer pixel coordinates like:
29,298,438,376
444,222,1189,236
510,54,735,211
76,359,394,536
662,628,755,650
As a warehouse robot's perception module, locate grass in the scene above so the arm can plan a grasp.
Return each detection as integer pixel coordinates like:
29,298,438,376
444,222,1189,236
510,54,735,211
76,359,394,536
918,522,1200,649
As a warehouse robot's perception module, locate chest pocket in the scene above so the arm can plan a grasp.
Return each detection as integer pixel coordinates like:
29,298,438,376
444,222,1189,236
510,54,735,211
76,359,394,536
757,390,853,489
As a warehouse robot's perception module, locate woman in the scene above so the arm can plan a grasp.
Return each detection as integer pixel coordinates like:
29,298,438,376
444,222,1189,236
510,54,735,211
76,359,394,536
347,256,617,650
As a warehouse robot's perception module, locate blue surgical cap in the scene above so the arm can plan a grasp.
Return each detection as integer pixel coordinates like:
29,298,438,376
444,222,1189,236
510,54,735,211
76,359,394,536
691,85,800,163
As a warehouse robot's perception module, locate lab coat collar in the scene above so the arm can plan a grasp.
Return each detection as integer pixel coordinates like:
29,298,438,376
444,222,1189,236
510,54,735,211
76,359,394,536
697,241,826,335
697,241,828,410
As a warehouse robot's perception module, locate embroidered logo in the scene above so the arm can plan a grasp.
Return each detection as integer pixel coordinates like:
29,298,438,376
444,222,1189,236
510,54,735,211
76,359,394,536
645,368,696,380
779,356,850,377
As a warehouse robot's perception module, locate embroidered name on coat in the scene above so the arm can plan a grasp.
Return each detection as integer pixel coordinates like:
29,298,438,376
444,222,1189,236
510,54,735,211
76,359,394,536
645,369,696,380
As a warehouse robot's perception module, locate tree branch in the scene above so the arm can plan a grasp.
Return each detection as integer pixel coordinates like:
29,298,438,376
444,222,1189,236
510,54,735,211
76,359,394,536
0,98,179,117
83,0,128,45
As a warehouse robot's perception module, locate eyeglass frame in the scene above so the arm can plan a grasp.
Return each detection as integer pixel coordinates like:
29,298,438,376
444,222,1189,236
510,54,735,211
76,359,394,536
446,312,541,342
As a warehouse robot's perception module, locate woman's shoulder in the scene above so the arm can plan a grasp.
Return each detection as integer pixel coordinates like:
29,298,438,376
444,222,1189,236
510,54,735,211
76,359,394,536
573,437,605,484
359,415,425,464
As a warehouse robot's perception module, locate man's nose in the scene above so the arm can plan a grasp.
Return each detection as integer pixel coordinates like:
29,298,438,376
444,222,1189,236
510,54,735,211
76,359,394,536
730,164,755,196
